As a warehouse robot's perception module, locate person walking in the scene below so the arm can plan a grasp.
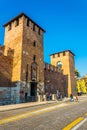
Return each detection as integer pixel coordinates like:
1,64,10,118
76,95,79,102
70,94,73,102
50,93,52,100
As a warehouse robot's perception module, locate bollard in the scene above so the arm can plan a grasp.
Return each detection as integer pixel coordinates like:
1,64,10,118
37,95,41,102
43,95,46,101
52,94,55,100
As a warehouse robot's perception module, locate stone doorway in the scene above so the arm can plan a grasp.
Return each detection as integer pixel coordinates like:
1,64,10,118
31,82,37,96
25,92,28,102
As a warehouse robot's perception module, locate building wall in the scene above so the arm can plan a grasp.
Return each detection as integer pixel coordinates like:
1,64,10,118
0,86,20,105
44,63,67,97
21,15,44,83
1,13,45,99
0,53,13,87
50,50,75,96
3,14,44,85
68,52,76,95
0,46,5,55
4,16,23,82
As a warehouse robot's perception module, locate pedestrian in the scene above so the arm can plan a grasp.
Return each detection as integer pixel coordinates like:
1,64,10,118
76,95,79,102
70,94,73,102
46,92,49,101
50,93,52,100
60,94,62,101
64,94,67,101
58,93,61,100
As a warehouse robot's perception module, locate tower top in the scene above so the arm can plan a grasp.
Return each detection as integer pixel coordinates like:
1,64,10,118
50,50,75,56
3,13,45,32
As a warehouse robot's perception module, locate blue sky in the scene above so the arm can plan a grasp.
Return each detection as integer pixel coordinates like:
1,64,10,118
0,0,87,76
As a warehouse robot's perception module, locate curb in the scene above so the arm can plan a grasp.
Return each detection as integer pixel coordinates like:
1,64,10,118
0,101,59,112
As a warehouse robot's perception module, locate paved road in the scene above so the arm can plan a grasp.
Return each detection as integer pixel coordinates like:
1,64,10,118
0,97,87,130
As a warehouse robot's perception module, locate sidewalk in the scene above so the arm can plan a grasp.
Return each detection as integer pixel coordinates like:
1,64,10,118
0,100,60,112
0,95,86,112
0,97,70,112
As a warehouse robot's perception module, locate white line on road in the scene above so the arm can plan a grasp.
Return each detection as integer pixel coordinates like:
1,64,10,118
71,118,87,130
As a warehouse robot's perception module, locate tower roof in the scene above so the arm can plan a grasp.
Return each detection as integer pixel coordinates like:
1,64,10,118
3,13,45,32
50,50,75,56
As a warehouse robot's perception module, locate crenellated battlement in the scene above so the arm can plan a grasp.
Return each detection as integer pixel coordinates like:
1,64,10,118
3,13,45,36
44,62,63,74
50,50,75,58
0,46,5,55
23,16,45,36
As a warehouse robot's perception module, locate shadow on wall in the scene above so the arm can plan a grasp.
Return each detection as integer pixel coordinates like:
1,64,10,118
0,72,11,87
0,49,14,87
64,74,68,97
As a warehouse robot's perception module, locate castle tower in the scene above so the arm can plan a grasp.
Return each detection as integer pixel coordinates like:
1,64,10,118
50,50,75,97
3,13,45,99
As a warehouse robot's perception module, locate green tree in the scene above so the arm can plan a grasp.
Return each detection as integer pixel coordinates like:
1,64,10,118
75,69,81,78
76,79,87,94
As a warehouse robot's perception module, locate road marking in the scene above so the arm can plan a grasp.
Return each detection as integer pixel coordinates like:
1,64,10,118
0,103,68,125
71,118,87,130
85,113,87,116
62,117,83,130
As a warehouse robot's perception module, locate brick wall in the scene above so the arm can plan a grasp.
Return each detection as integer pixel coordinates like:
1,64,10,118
0,53,13,86
50,50,76,96
44,63,67,97
4,16,23,82
0,46,5,55
21,15,44,83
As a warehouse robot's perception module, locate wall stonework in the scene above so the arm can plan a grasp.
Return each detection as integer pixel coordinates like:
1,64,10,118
4,16,23,81
0,52,13,87
0,46,5,55
44,63,67,97
21,16,44,83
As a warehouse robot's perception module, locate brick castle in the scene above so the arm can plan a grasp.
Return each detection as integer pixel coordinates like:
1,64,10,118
0,13,75,103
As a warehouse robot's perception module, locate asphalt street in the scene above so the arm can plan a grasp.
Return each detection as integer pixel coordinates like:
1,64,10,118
0,96,87,130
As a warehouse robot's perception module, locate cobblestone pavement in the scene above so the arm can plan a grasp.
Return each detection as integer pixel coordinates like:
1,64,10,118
0,97,87,130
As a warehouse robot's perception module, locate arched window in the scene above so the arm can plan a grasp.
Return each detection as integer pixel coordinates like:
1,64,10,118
57,61,62,68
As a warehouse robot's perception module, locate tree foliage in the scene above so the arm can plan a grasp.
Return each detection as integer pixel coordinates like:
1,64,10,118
75,69,80,77
76,79,87,94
